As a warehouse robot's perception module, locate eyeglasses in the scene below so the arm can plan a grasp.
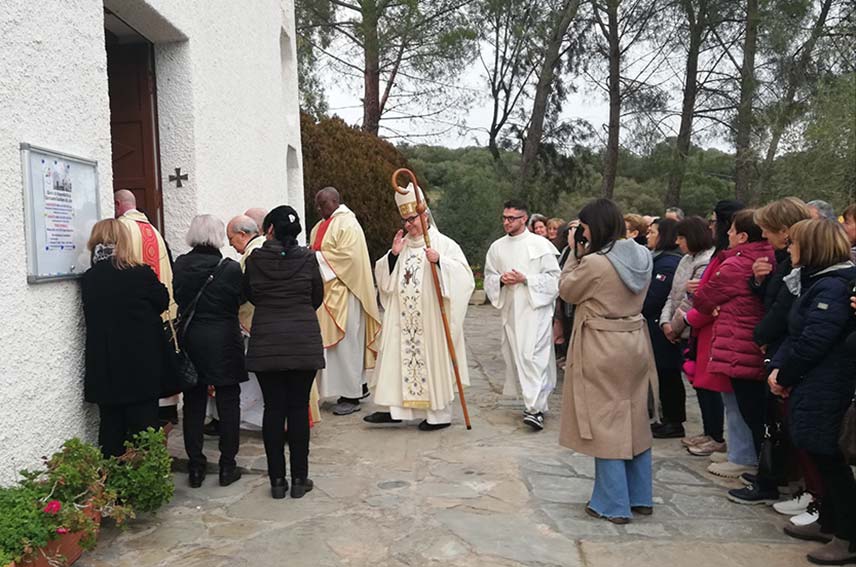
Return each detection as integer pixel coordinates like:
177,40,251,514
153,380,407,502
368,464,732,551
502,215,525,222
402,215,420,226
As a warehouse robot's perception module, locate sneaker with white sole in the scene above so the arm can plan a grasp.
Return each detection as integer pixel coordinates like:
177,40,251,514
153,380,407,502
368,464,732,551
523,411,545,431
709,451,728,463
773,492,812,516
707,461,756,479
681,434,711,447
790,509,820,526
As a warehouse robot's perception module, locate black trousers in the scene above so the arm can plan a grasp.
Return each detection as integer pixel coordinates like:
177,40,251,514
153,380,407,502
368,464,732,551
731,378,767,458
811,452,856,543
98,400,159,458
695,387,724,442
183,381,241,470
257,370,316,481
658,365,686,424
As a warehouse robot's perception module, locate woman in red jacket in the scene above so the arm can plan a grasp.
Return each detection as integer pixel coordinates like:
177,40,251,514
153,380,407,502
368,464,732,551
692,210,775,481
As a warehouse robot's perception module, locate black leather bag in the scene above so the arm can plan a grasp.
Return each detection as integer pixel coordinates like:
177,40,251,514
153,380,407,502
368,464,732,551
161,259,226,397
757,420,788,483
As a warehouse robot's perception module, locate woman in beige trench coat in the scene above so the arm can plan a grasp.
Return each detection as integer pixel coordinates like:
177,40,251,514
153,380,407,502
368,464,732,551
559,198,657,524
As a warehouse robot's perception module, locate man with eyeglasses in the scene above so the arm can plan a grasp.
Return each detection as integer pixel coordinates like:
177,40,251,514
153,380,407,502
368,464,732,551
484,199,561,431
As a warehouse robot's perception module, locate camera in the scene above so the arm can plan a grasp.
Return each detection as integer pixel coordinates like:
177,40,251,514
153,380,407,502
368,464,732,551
573,225,588,246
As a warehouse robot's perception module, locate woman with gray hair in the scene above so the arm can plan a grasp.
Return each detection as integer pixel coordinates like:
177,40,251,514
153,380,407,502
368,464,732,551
173,214,248,489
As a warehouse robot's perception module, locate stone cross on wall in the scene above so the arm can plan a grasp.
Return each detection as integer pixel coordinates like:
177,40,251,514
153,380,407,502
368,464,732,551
168,167,188,188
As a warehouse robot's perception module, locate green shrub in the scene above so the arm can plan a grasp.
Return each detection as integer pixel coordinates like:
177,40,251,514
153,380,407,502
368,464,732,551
105,428,174,514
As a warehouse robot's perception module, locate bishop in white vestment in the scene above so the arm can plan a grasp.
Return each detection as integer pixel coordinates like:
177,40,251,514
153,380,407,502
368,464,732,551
484,200,560,430
365,185,474,430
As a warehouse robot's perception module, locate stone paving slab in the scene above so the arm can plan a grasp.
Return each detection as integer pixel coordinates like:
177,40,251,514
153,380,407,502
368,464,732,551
78,305,812,567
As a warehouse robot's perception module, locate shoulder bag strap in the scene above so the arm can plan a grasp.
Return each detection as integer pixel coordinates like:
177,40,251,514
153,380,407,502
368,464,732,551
179,258,228,341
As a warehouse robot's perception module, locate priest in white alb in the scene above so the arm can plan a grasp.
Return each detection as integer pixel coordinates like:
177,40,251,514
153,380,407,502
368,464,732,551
484,199,560,431
310,187,382,416
364,184,474,431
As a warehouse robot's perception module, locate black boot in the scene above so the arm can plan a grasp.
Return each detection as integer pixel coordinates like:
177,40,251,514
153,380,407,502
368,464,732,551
270,477,288,499
219,466,242,487
188,468,206,488
652,422,685,439
291,478,314,499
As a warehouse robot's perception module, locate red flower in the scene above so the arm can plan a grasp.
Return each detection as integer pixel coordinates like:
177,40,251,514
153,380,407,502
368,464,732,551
43,500,62,515
56,527,69,534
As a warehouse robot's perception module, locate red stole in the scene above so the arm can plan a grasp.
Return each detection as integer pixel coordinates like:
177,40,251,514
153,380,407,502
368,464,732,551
135,221,161,279
311,216,334,251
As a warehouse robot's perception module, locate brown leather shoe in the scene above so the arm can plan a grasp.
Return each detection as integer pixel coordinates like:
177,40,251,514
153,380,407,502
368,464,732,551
807,537,856,565
784,522,834,543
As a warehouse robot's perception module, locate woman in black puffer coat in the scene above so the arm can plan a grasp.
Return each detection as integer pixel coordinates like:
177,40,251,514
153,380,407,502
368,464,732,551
769,219,856,563
244,205,324,500
173,214,247,489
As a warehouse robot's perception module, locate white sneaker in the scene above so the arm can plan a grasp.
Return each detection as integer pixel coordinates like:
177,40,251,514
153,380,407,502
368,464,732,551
791,509,820,526
709,451,728,463
773,492,812,516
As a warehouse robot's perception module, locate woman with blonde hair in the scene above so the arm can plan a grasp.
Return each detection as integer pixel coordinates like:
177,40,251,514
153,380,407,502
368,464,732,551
769,219,856,563
624,214,649,246
82,219,169,458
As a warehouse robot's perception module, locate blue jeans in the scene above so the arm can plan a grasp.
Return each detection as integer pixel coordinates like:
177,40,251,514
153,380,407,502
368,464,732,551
722,391,757,466
590,449,653,519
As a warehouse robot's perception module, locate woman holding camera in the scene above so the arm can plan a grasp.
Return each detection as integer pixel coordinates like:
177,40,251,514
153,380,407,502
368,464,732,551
558,198,656,524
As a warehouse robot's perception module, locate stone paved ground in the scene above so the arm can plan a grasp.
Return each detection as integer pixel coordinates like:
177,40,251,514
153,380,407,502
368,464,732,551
79,305,813,567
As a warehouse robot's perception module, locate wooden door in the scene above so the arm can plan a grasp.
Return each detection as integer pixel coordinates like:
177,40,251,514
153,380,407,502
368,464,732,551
107,43,162,230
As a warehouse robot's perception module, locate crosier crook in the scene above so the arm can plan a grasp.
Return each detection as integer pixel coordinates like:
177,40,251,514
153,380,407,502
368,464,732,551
391,168,472,430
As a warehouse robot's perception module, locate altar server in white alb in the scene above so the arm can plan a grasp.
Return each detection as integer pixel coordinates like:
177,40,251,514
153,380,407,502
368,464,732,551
364,184,474,431
485,199,560,431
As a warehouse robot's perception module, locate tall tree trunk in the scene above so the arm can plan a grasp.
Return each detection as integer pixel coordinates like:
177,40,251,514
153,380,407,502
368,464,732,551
733,0,759,203
665,1,705,207
362,2,381,135
756,0,833,199
517,0,581,195
601,0,621,199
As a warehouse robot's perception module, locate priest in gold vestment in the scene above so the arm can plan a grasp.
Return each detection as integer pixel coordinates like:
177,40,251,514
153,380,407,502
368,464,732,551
364,185,474,431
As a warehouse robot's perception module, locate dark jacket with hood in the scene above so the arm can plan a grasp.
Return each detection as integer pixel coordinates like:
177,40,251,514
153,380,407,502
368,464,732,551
772,263,856,455
243,239,325,372
173,247,248,386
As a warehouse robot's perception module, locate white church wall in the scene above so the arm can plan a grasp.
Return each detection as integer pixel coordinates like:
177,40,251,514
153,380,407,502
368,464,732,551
0,0,305,483
0,2,113,483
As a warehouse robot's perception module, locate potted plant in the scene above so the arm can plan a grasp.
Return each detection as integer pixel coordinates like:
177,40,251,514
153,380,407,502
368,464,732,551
0,428,173,567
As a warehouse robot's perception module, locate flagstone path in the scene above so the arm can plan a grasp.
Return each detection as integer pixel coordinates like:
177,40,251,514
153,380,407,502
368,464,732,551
79,305,812,567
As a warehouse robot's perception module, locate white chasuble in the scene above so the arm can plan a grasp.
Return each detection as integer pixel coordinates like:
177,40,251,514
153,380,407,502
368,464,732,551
484,231,560,413
370,228,474,417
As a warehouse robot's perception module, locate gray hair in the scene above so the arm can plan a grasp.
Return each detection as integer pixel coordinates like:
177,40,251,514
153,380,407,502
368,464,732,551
665,207,685,220
230,215,259,235
528,213,547,229
807,200,836,221
186,214,226,248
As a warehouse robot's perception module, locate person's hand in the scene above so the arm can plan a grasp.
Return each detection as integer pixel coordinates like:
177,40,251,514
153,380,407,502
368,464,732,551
662,323,678,343
391,230,405,256
759,344,767,354
851,295,856,312
509,269,527,285
753,256,773,285
501,270,526,286
686,279,701,294
768,369,789,398
425,247,439,264
712,306,720,318
208,385,216,397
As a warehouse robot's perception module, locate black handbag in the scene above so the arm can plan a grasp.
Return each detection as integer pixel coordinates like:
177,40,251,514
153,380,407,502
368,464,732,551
161,259,226,397
757,419,788,483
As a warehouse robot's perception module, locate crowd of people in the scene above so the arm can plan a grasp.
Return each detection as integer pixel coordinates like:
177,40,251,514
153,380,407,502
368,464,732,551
79,187,856,565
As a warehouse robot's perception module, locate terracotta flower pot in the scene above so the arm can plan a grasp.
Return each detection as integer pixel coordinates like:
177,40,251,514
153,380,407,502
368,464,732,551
17,508,101,567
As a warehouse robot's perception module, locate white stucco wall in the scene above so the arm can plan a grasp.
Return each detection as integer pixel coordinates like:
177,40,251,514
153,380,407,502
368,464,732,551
0,0,304,484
